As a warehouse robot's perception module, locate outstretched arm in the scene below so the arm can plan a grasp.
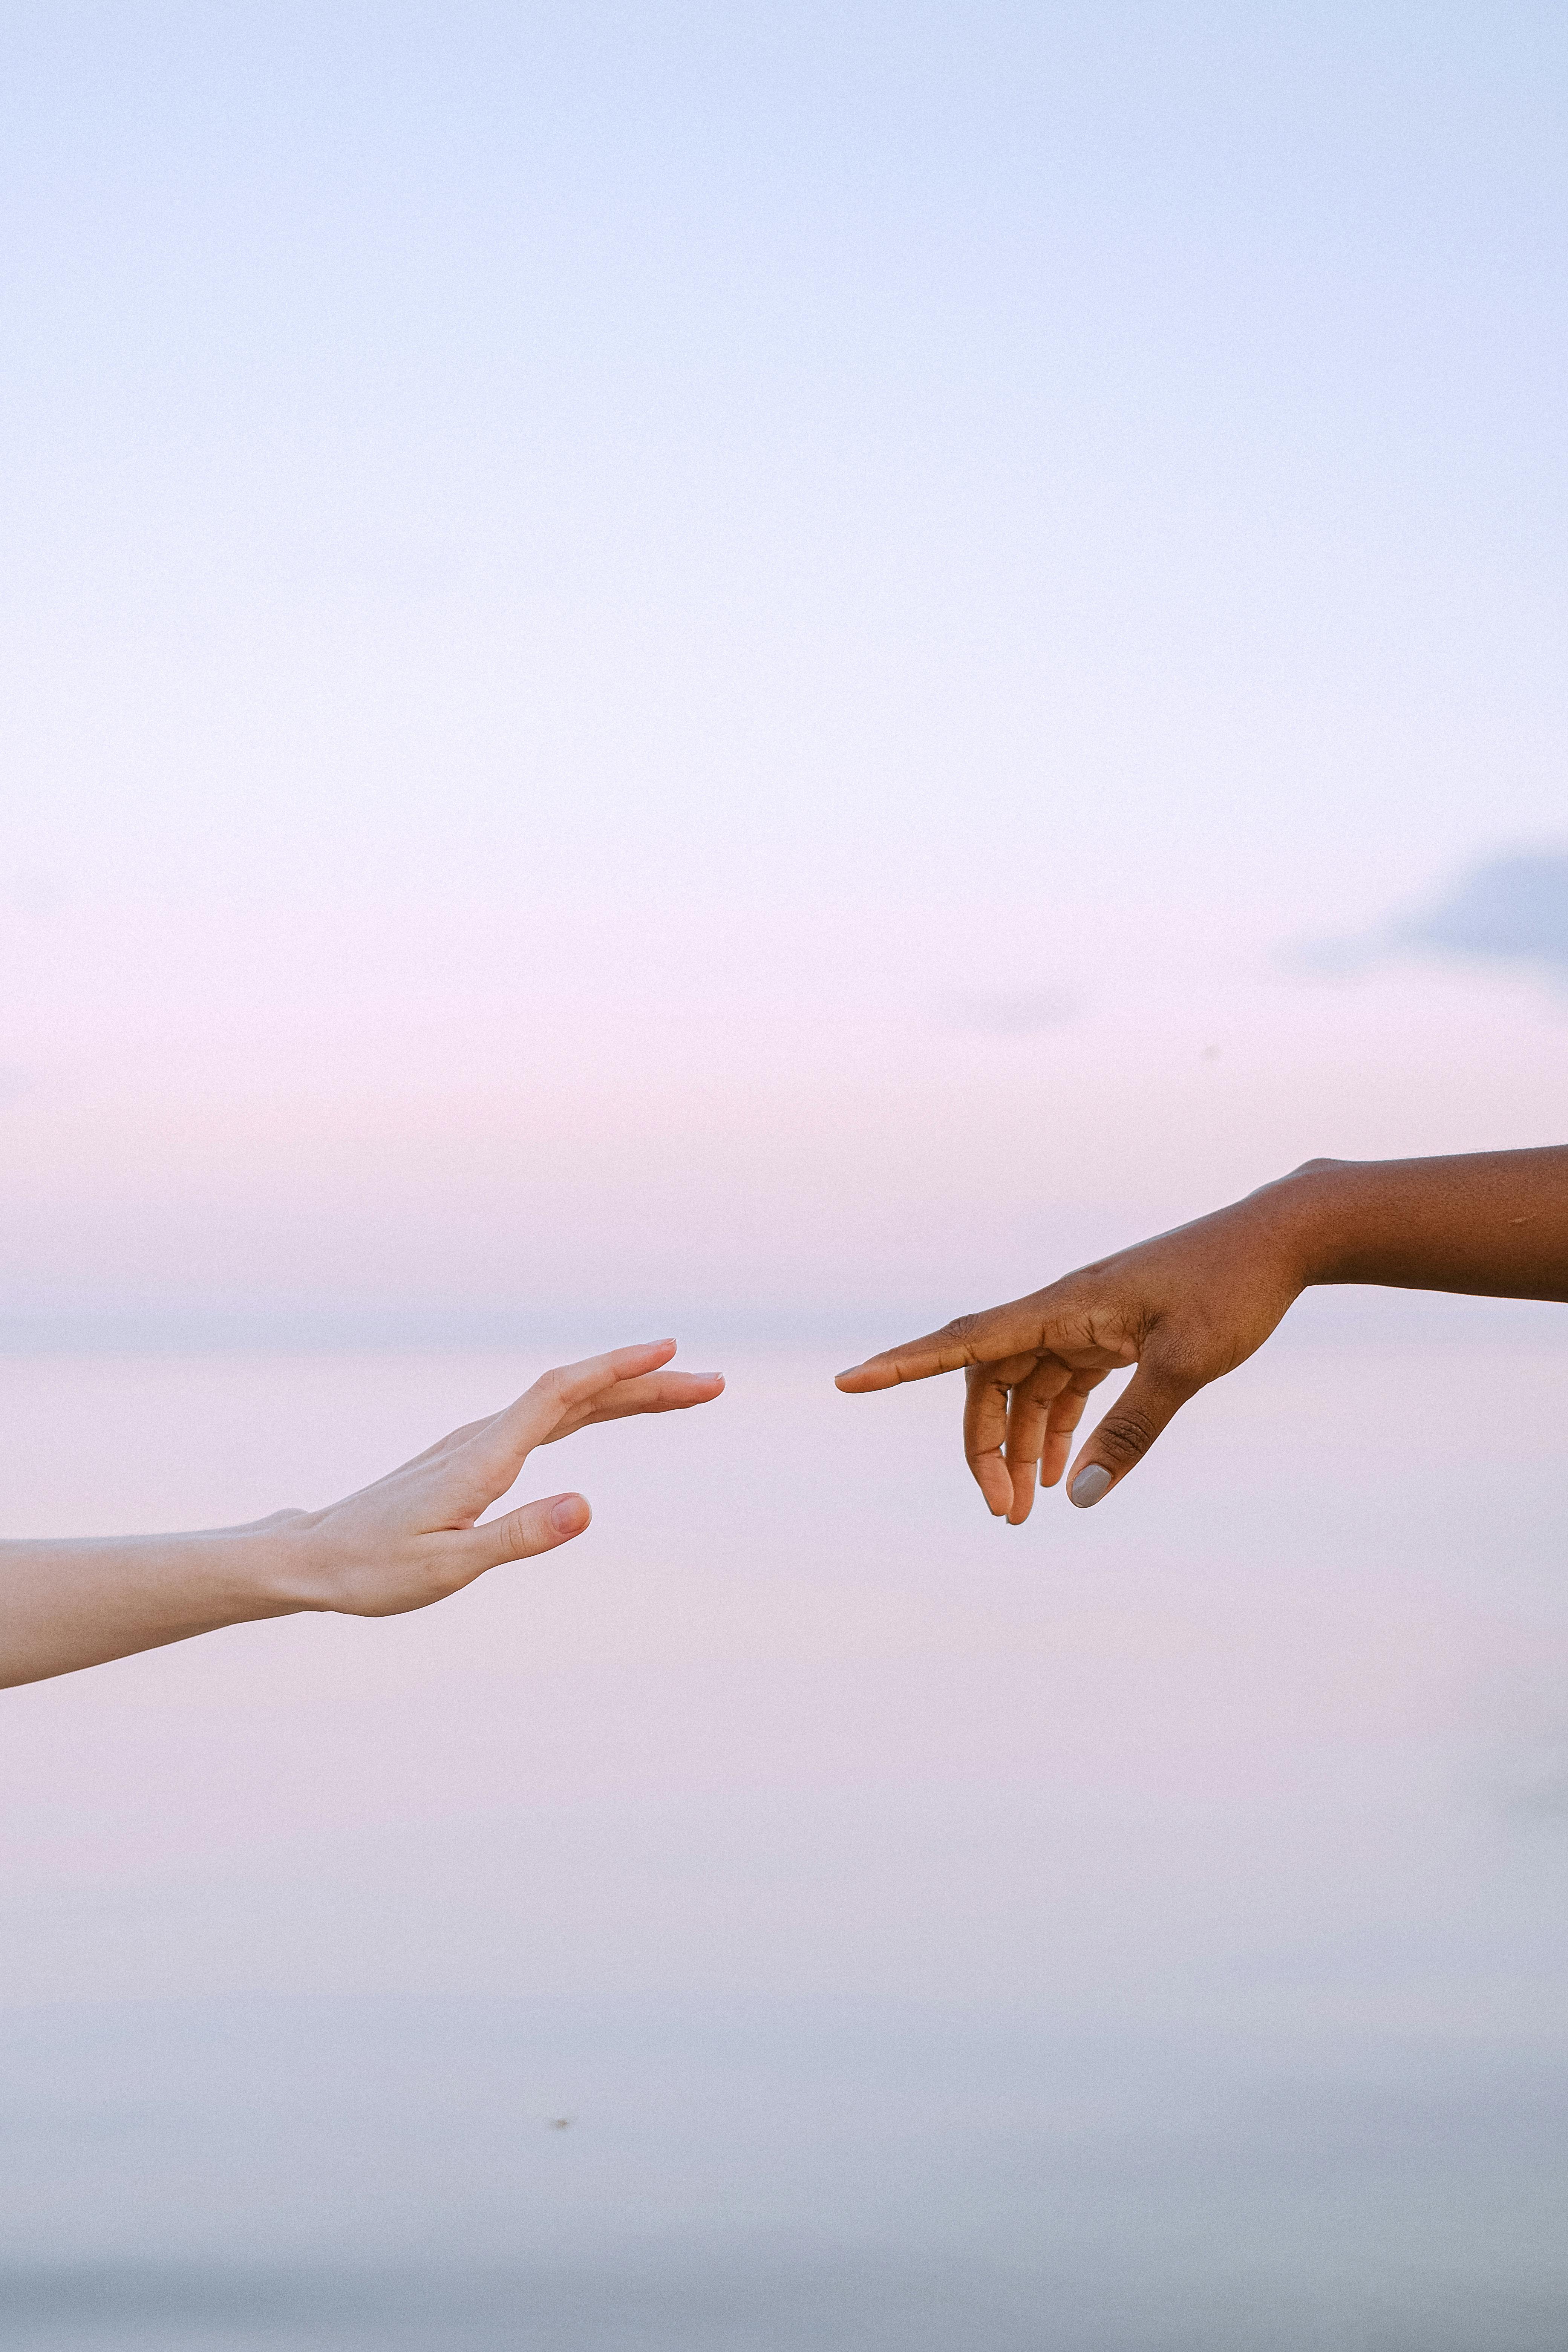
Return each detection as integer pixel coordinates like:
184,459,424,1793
1,1341,722,1688
836,1149,1568,1524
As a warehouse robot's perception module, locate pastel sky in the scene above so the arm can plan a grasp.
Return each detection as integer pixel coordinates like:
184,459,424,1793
2,2,1565,1337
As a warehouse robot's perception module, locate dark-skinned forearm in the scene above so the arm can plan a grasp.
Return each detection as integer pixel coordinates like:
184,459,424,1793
1265,1150,1568,1302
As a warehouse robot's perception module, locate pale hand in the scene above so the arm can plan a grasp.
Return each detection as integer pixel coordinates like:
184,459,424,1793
286,1339,724,1613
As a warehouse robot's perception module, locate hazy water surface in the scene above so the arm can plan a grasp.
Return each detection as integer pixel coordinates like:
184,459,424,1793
3,1303,1568,2348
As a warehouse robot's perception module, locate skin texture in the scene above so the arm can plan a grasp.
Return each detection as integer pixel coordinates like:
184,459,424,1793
836,1149,1568,1525
0,1341,723,1688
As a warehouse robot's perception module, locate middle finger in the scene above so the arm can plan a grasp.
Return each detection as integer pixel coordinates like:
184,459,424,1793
1001,1356,1076,1524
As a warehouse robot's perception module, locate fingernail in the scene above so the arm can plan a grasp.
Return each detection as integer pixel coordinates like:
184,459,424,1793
551,1495,589,1534
1069,1465,1113,1508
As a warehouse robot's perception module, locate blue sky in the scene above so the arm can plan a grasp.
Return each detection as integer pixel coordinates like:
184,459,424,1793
1,3,1565,1334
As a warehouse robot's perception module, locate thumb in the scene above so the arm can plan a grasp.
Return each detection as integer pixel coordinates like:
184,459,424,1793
463,1491,592,1573
1064,1348,1199,1508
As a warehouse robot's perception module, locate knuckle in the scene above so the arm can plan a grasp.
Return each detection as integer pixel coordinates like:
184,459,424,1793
943,1309,1019,1367
1093,1406,1162,1464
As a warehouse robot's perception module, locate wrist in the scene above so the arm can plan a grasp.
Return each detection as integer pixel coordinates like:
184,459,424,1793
231,1515,334,1615
1256,1157,1359,1289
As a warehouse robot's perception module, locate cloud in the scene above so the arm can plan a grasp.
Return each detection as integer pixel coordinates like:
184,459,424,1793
1292,847,1568,981
1396,850,1568,971
942,989,1077,1036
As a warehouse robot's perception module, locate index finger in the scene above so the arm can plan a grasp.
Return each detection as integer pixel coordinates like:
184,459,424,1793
484,1340,681,1464
835,1301,1048,1392
539,1367,726,1440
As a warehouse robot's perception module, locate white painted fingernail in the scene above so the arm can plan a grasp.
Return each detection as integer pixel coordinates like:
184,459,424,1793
1070,1465,1112,1508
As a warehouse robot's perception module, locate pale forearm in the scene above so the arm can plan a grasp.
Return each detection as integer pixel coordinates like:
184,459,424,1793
1269,1148,1568,1302
0,1527,314,1689
0,1343,721,1688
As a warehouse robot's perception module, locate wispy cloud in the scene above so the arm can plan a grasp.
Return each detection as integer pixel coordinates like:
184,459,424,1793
942,989,1077,1037
1292,848,1568,981
1397,850,1568,971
